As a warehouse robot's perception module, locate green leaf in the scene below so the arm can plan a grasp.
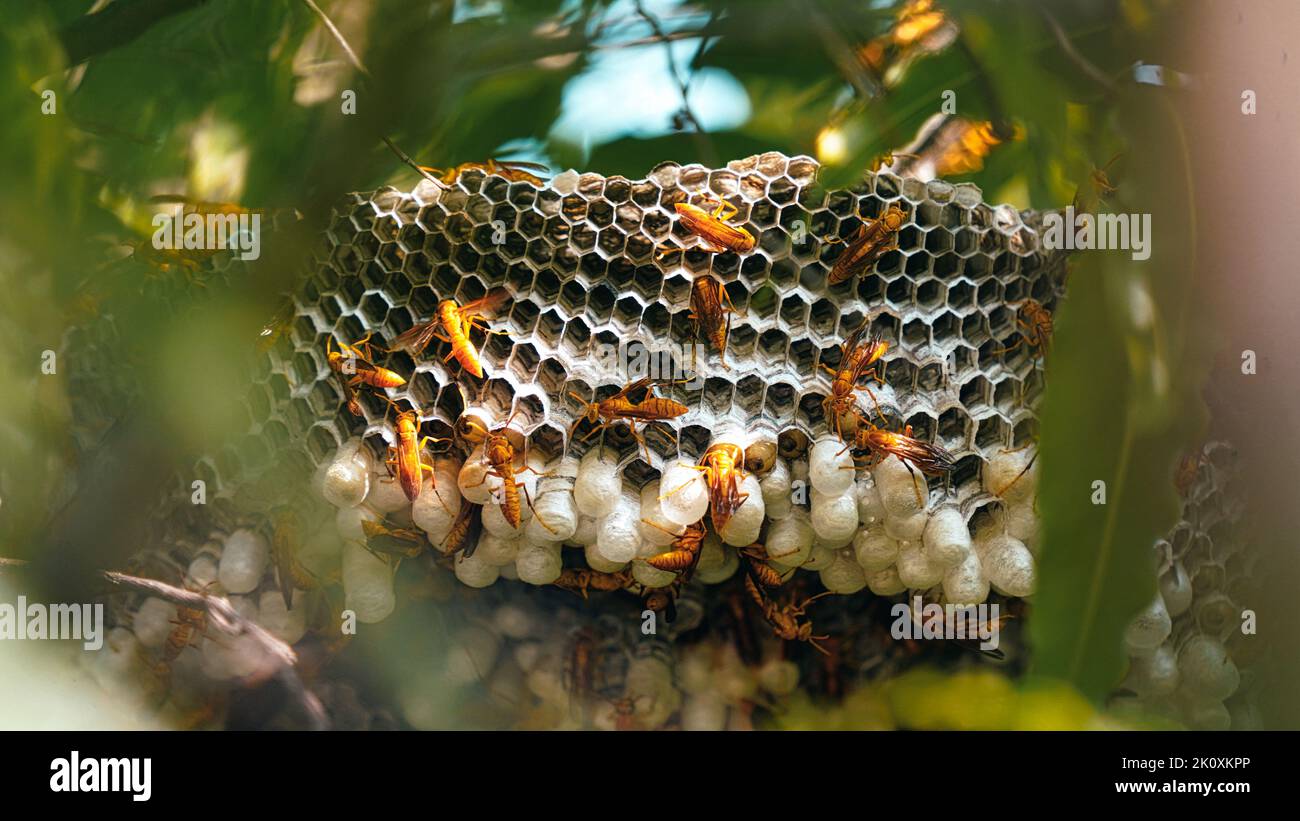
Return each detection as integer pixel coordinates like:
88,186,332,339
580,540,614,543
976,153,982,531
1029,89,1208,701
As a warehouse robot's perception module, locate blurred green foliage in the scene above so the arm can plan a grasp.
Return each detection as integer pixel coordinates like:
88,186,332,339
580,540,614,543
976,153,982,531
0,0,1207,723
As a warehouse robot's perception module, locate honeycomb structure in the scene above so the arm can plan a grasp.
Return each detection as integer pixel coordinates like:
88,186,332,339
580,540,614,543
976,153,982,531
92,153,1073,729
1117,441,1264,730
247,152,1065,512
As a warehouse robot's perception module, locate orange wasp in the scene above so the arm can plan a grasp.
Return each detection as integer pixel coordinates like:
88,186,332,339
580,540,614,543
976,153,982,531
359,518,427,563
689,275,740,371
563,628,601,725
270,506,318,610
661,442,749,534
387,288,511,379
743,574,832,655
440,501,482,558
821,324,889,439
382,399,453,505
151,585,212,688
845,416,956,505
671,196,756,255
738,543,789,588
553,567,633,599
417,159,550,187
327,332,406,390
466,415,555,533
826,205,908,285
1174,450,1207,497
644,519,707,577
992,300,1053,361
568,378,689,459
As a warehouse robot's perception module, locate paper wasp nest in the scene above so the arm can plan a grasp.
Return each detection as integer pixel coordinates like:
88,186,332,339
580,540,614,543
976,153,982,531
247,152,1061,512
92,153,1072,728
1116,442,1263,730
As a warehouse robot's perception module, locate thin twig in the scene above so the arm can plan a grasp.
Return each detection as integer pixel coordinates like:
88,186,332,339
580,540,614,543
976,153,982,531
101,570,297,668
296,0,442,188
300,0,368,77
633,0,715,165
1037,6,1115,93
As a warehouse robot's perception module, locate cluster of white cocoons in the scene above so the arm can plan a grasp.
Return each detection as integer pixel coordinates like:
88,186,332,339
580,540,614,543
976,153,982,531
102,518,343,707
1120,571,1242,730
309,430,1046,625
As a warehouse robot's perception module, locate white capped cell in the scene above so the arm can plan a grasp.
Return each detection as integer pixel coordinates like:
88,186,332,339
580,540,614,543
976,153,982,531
1160,562,1193,618
257,590,308,644
342,540,395,622
820,549,867,594
760,458,793,521
527,482,578,543
1178,634,1239,702
335,504,379,543
856,475,886,526
884,509,929,542
365,470,410,513
185,550,218,589
854,525,899,572
983,447,1037,503
922,506,971,567
453,550,500,589
571,515,598,548
981,534,1036,598
809,436,856,496
1123,595,1172,657
573,449,621,519
583,541,627,573
874,454,927,518
633,560,678,589
475,532,521,566
659,460,710,526
516,542,563,586
457,446,498,505
896,543,945,590
595,493,643,564
866,565,907,597
133,597,177,649
809,488,858,547
719,474,765,546
942,550,989,606
481,492,530,537
766,509,814,568
1123,644,1179,699
219,528,269,595
802,543,835,572
640,481,685,547
1003,501,1040,556
695,544,739,584
321,442,372,508
412,474,461,543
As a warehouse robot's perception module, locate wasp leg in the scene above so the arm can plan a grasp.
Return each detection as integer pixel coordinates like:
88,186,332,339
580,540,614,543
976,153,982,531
659,465,711,501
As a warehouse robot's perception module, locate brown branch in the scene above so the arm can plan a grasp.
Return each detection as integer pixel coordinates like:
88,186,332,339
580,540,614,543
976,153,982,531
101,570,297,668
